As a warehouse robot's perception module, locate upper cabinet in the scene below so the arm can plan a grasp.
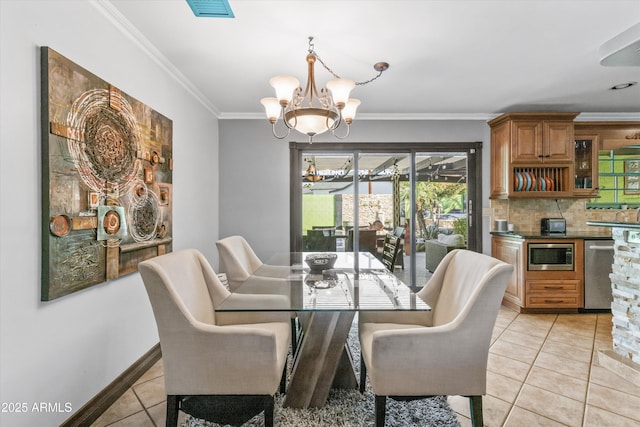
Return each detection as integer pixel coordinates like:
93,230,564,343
489,112,579,199
576,122,640,208
572,133,599,197
510,119,575,164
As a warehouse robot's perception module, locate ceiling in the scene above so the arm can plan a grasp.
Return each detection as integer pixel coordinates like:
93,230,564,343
104,0,640,121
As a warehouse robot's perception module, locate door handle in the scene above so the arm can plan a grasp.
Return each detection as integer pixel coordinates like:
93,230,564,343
588,246,614,250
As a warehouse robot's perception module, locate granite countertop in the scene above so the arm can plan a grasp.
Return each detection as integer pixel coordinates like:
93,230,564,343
586,221,640,230
490,231,613,240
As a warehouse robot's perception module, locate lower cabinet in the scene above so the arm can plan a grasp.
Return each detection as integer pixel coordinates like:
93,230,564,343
491,236,524,310
524,279,581,309
492,236,584,312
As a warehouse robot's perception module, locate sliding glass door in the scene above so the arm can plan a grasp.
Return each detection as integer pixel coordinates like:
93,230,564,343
290,142,482,288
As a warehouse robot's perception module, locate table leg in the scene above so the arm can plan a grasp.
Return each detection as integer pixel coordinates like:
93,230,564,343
283,311,357,408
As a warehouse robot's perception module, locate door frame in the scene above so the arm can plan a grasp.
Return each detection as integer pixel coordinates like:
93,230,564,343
289,141,483,254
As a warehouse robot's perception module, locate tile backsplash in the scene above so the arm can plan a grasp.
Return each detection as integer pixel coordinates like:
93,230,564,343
489,198,638,235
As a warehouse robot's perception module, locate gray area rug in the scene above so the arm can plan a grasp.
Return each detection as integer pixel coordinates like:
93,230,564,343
183,322,461,427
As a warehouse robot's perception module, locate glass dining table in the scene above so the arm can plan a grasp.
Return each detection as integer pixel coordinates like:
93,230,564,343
216,251,430,409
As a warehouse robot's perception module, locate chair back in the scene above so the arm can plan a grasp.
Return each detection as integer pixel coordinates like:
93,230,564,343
380,234,401,272
347,229,378,255
305,229,337,251
216,235,263,284
430,250,512,327
139,249,231,330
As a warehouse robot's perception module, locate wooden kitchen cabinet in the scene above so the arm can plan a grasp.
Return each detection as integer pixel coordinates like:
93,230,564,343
572,133,599,197
574,121,640,203
489,112,579,199
510,119,575,164
492,236,584,312
491,236,524,310
525,279,581,308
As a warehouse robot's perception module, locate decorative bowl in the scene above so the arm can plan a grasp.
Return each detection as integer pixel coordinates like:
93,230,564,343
304,253,338,273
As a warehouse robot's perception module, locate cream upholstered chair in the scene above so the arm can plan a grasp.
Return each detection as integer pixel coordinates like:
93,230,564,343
216,235,299,348
358,249,513,427
138,249,291,427
216,235,291,291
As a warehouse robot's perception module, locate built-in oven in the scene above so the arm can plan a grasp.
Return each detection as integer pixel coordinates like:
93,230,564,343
527,242,574,271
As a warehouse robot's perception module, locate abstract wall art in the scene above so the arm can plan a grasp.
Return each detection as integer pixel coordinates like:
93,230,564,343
41,47,173,301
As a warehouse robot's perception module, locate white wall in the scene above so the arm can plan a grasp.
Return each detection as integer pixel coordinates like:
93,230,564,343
0,1,219,425
218,119,493,259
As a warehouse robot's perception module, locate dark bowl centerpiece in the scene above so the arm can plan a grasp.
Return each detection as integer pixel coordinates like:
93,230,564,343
304,253,338,274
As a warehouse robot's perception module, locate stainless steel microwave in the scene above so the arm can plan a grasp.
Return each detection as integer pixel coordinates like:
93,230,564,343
527,243,574,271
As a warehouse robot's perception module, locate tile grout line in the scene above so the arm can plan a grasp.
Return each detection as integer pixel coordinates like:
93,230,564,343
496,313,560,426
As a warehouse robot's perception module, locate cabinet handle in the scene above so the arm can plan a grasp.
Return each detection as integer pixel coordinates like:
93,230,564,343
544,299,564,303
543,286,563,289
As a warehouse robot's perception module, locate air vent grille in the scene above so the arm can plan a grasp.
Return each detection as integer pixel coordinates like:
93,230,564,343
186,0,235,18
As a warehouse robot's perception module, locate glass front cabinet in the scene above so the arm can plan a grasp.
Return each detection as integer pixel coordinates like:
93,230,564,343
573,134,599,197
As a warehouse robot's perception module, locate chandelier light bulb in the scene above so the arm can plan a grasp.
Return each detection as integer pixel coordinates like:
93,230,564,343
269,75,300,106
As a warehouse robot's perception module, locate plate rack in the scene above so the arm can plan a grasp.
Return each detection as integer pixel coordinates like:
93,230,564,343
513,167,568,193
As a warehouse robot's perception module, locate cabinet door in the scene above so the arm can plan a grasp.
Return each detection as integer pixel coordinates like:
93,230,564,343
490,121,510,198
543,121,574,162
573,134,599,197
525,279,581,308
510,121,542,164
492,237,523,309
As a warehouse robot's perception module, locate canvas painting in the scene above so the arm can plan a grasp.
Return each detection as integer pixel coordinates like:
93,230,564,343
41,47,173,301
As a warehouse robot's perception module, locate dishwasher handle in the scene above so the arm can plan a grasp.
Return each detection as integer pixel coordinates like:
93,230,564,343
588,245,614,251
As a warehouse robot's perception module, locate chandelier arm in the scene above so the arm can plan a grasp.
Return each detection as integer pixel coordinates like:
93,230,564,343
331,122,351,140
328,110,342,131
270,121,291,140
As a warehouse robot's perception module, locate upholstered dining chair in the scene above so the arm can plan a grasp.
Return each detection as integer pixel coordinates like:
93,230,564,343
138,249,291,427
358,249,513,427
216,235,299,348
216,235,291,291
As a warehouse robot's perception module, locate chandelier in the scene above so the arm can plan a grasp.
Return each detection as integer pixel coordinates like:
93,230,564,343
261,37,388,142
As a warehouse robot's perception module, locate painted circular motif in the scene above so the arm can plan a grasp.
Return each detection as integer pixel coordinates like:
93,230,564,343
103,210,121,235
66,89,140,195
50,215,71,236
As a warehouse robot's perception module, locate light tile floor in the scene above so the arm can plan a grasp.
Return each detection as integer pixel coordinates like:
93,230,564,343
91,308,640,427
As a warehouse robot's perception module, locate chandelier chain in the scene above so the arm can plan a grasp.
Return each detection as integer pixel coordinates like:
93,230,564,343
311,51,385,86
307,37,385,86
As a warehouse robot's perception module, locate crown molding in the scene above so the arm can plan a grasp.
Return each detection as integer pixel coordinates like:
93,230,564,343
220,112,498,121
575,112,640,121
220,112,640,121
91,0,220,117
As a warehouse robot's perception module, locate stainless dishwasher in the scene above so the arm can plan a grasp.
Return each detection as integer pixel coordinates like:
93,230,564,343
584,239,614,310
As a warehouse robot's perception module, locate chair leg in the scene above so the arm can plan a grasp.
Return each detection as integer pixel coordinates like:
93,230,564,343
264,395,275,427
165,395,179,427
469,395,483,427
359,356,367,393
279,363,287,394
375,395,386,427
290,317,298,352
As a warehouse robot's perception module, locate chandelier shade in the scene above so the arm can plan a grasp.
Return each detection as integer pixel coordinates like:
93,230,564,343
261,36,388,142
269,75,300,105
285,108,338,137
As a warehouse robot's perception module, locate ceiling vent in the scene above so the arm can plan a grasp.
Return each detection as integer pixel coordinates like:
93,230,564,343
186,0,235,18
